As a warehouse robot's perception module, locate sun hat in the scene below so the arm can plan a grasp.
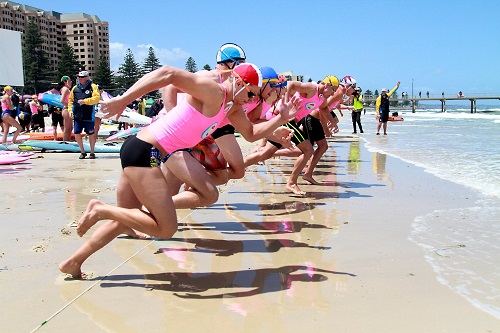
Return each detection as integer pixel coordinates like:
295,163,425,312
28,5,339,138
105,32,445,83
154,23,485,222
322,75,339,87
232,63,262,87
216,43,246,64
77,71,90,77
61,75,70,82
381,88,387,92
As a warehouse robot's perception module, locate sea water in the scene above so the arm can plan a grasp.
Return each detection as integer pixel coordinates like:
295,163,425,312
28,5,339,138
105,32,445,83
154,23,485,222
348,104,500,319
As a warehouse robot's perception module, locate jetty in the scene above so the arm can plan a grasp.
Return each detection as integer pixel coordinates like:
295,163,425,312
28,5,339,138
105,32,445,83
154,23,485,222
362,94,500,113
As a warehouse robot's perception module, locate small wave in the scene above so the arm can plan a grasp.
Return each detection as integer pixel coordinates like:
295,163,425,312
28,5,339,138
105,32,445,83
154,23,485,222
410,205,500,319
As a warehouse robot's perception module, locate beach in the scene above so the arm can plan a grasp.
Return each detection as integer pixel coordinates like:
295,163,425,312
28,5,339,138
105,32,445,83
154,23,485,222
1,113,499,332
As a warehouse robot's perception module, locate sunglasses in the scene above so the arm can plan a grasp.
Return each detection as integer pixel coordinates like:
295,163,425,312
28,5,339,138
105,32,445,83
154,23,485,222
242,81,256,98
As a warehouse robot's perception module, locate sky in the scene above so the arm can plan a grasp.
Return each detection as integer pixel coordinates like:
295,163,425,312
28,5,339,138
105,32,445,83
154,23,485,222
21,0,500,100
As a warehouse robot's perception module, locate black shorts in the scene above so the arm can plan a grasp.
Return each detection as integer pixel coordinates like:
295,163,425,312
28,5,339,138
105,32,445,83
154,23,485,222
299,115,325,143
211,124,235,139
31,113,45,128
379,112,389,123
51,112,64,127
120,136,162,169
268,140,282,149
285,120,307,146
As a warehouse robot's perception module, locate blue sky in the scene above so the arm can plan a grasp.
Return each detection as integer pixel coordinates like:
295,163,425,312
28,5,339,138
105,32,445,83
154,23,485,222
24,0,500,99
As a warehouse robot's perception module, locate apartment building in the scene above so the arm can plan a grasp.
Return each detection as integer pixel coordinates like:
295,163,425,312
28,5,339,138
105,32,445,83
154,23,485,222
0,1,109,77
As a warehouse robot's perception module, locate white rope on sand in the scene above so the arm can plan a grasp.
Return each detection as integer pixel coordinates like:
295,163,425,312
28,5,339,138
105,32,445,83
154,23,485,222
30,189,231,332
30,139,248,332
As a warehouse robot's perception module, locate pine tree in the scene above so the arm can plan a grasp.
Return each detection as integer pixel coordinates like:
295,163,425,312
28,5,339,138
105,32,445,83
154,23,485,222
203,64,211,71
23,17,50,93
56,43,81,81
115,48,141,90
185,57,197,73
94,53,114,92
142,47,161,74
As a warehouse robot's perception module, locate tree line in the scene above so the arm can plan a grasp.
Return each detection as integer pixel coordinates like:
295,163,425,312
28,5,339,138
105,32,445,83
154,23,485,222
16,17,211,98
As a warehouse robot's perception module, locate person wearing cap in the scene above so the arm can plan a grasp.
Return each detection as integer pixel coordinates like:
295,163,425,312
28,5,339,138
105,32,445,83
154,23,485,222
376,81,400,135
351,87,364,134
161,44,292,187
273,76,355,187
161,43,246,114
68,71,100,159
59,63,300,278
246,77,341,194
1,85,23,144
189,65,293,186
60,75,73,141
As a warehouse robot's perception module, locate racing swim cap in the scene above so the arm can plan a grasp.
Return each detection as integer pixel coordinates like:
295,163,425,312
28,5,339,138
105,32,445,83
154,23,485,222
260,66,279,85
232,63,262,87
340,76,357,87
216,43,246,64
322,75,339,87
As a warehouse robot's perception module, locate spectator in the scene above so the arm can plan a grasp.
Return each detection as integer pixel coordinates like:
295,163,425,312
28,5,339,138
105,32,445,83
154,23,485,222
1,86,23,143
146,98,162,118
68,71,100,159
30,95,44,132
60,75,73,141
351,87,364,134
376,81,400,135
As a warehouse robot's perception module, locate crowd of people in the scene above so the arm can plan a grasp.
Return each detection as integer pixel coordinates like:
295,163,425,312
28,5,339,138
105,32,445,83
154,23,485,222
2,42,402,279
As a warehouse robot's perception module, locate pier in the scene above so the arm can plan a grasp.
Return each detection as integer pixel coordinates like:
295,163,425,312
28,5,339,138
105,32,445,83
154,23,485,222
362,95,500,113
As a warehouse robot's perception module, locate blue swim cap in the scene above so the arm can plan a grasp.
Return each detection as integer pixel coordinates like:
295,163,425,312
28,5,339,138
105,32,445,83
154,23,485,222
259,66,278,81
216,43,246,63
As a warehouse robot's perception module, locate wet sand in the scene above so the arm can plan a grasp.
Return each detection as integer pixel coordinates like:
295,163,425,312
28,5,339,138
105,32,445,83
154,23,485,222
0,130,498,332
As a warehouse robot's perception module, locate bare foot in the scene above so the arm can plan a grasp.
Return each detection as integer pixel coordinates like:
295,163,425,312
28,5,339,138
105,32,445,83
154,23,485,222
286,183,306,195
58,259,86,279
76,199,105,237
302,175,321,185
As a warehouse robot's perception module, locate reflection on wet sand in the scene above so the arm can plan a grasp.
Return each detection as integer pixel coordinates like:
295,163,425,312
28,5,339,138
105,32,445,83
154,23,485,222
372,151,394,189
155,237,330,257
178,220,332,235
101,265,355,299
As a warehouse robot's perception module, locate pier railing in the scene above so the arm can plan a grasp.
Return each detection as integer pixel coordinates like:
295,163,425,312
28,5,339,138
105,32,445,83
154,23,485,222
362,95,500,113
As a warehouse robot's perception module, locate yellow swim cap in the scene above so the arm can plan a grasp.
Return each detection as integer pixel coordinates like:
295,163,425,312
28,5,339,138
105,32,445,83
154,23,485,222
322,76,339,87
3,85,12,92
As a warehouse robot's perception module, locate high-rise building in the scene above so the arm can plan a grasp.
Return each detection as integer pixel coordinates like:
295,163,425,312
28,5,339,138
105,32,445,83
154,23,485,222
0,1,109,77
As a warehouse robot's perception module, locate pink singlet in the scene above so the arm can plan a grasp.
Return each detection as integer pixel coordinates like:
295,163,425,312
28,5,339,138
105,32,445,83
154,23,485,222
293,83,325,122
1,100,8,111
148,88,229,154
30,103,39,115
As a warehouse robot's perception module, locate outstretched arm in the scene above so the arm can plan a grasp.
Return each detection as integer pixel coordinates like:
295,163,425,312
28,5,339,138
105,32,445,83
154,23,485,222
99,66,221,118
229,95,301,142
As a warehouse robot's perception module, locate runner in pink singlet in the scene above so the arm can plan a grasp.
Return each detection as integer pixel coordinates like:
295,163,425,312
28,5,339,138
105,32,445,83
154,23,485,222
59,63,300,279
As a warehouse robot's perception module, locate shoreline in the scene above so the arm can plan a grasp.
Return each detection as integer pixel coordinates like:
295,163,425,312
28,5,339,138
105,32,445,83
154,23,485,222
0,134,498,332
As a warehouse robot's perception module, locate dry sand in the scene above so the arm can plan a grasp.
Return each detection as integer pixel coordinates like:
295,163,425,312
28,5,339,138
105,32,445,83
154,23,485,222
0,129,498,332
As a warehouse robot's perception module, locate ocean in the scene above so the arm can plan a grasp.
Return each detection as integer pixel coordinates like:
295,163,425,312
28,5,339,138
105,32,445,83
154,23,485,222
345,104,500,319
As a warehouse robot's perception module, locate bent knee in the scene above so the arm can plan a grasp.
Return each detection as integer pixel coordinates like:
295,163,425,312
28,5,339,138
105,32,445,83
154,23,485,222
231,168,245,179
157,226,177,239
